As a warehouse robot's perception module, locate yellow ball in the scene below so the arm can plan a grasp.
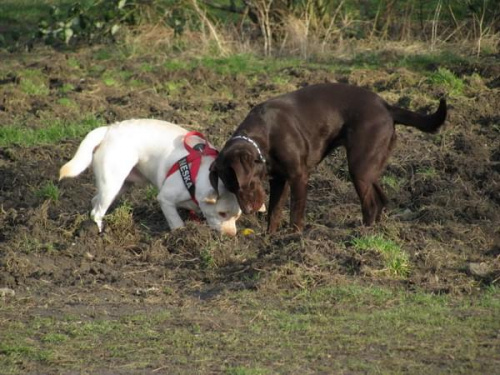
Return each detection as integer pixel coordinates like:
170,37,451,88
241,228,255,236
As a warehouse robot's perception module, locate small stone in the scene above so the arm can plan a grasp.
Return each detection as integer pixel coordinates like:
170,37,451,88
0,288,15,297
467,262,491,278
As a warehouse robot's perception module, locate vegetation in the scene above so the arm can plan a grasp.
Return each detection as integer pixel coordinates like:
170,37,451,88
0,0,498,57
1,284,499,373
0,1,498,374
351,234,410,277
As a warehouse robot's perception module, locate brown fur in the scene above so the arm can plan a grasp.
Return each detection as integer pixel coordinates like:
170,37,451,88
210,83,447,233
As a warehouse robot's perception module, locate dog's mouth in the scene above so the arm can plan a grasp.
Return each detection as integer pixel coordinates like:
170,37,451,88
238,198,255,215
237,193,265,215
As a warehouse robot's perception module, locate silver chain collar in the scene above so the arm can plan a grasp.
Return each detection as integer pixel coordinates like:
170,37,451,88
231,135,266,163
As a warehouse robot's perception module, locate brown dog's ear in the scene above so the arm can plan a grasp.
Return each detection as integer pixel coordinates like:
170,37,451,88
231,154,253,189
209,162,219,195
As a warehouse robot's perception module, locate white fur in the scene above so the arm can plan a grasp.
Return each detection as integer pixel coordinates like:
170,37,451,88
60,119,241,236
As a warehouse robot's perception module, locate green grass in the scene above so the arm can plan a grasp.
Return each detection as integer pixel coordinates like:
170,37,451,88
226,367,269,375
427,67,465,96
144,186,159,201
381,174,404,191
351,234,410,277
16,234,56,254
164,53,303,76
159,49,471,84
35,181,60,202
106,201,134,232
163,79,187,96
0,116,104,147
19,69,49,96
59,83,75,93
57,97,77,108
102,77,119,87
398,50,470,71
1,284,498,374
416,166,438,178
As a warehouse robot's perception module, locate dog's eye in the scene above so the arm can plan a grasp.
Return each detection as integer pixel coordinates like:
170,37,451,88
218,212,227,218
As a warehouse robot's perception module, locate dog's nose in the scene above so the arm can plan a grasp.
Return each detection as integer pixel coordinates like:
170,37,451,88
221,223,237,237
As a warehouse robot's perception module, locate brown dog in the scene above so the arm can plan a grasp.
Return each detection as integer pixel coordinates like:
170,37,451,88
210,83,447,233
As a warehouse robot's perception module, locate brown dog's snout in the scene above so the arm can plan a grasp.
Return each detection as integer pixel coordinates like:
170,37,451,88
236,182,266,215
239,199,254,215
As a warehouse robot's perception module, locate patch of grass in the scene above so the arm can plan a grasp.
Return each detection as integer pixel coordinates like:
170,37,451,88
349,51,384,69
381,174,404,191
59,83,75,93
118,70,133,80
426,67,465,96
336,49,471,75
0,116,105,147
67,319,119,338
399,50,469,71
226,367,269,375
35,181,60,202
416,166,437,179
57,97,77,108
103,77,118,87
129,78,146,88
140,63,154,72
41,333,69,344
351,234,410,277
163,79,187,96
16,234,56,254
164,54,302,76
94,47,113,61
66,57,81,69
200,54,257,75
19,69,49,96
200,248,216,269
107,201,134,232
164,59,186,71
145,186,159,201
270,74,291,86
0,343,52,364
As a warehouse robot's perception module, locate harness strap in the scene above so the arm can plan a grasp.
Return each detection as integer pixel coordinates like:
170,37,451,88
165,131,218,206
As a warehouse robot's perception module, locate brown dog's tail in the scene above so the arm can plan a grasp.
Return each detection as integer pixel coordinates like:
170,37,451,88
389,98,447,133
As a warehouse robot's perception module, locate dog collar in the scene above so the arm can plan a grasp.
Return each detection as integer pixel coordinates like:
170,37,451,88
231,135,266,163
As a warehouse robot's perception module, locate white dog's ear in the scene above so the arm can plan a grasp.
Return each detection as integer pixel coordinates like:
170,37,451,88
203,190,218,204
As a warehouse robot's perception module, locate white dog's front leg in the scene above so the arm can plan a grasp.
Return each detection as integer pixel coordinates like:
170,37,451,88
158,196,185,230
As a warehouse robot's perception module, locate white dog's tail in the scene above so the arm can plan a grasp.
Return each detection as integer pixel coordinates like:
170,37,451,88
59,126,108,180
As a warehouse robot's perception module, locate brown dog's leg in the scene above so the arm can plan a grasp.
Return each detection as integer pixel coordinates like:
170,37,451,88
372,132,395,222
347,121,394,225
268,177,290,233
373,182,388,221
351,178,380,225
289,173,309,231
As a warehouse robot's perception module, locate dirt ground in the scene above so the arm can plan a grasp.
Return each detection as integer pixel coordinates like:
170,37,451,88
0,45,499,372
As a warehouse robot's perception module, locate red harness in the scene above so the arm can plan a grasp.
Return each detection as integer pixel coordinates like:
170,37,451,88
165,131,218,206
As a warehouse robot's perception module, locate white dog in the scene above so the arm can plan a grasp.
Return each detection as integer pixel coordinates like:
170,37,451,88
59,119,241,236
